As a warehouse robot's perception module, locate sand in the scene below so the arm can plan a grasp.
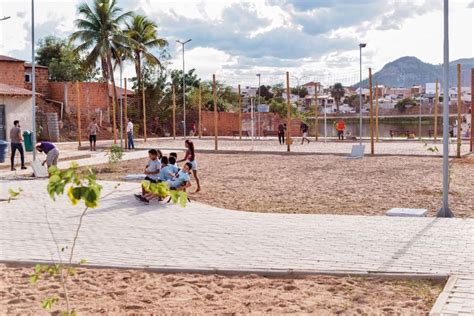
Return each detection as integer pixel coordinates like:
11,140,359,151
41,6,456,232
95,153,474,217
0,264,443,314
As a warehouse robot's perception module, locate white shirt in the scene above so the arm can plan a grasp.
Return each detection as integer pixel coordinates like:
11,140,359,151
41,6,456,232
127,121,133,134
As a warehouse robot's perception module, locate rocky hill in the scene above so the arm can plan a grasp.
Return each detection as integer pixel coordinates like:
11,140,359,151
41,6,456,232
354,56,473,88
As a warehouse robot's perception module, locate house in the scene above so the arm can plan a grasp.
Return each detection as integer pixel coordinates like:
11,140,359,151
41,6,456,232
0,83,34,141
302,81,322,96
425,82,441,95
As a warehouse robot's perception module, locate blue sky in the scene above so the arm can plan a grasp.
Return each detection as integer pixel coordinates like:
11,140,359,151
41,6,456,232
0,0,473,86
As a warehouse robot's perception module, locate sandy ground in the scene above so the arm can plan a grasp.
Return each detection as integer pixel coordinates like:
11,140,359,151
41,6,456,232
95,153,474,217
0,264,443,315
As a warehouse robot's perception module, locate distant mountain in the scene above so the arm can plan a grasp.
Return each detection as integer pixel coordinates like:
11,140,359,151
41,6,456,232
354,56,473,88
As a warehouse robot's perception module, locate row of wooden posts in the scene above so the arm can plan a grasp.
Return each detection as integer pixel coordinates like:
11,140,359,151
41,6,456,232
75,67,472,157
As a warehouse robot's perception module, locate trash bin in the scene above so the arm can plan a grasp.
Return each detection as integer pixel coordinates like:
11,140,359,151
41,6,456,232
23,130,33,152
0,140,8,163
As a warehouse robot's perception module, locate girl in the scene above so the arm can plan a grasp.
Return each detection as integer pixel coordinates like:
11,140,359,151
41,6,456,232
179,139,201,192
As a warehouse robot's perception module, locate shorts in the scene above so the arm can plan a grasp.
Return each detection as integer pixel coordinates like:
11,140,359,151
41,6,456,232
186,160,197,171
46,148,59,167
302,132,308,138
144,176,158,183
89,135,97,143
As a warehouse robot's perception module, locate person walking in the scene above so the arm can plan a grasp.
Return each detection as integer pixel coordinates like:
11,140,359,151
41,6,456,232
127,118,135,150
87,117,100,151
336,119,346,140
278,123,286,145
300,122,310,144
10,120,27,171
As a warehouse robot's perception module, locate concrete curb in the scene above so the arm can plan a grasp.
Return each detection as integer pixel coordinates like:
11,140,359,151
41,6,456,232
0,259,449,281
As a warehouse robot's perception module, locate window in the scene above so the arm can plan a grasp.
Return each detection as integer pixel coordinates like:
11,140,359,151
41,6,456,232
25,73,31,83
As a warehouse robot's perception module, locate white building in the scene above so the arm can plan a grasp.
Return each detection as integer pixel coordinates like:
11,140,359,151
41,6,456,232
425,82,441,95
0,83,34,141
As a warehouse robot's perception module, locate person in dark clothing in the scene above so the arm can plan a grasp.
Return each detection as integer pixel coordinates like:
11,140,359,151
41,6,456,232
300,122,310,144
278,123,286,145
10,120,27,171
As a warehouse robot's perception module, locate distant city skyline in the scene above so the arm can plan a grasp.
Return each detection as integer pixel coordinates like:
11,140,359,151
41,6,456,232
0,0,472,86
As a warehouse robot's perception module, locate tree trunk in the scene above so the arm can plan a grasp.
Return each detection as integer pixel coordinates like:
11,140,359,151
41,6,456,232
134,51,142,126
107,52,118,143
336,98,340,113
101,57,109,81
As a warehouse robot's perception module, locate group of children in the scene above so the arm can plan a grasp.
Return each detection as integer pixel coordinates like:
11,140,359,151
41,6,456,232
134,139,201,204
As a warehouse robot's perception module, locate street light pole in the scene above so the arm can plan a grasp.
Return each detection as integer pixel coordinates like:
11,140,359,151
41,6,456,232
419,93,422,141
177,39,191,138
437,0,454,217
31,0,36,161
119,61,123,149
256,73,261,139
359,43,366,145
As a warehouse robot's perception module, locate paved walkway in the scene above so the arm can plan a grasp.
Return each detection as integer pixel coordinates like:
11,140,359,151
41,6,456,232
430,275,474,315
1,180,473,277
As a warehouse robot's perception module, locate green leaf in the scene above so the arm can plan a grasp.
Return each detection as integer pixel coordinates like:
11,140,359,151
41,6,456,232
79,258,88,265
30,274,39,284
8,188,22,198
34,264,42,273
41,297,58,310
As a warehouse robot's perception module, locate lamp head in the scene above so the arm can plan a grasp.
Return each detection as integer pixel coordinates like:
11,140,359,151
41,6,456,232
359,43,367,48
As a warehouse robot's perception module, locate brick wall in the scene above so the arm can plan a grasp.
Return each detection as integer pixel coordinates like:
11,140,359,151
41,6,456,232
25,66,49,95
0,61,25,88
48,82,110,118
200,111,302,136
471,68,473,151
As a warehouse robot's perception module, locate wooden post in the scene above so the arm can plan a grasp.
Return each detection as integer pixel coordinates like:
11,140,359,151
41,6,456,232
198,85,202,139
369,68,374,154
314,91,318,141
124,78,128,149
76,82,82,148
172,85,176,140
213,74,218,151
375,81,379,142
238,84,242,140
286,72,291,152
142,82,147,142
434,79,439,142
456,64,462,158
110,85,117,144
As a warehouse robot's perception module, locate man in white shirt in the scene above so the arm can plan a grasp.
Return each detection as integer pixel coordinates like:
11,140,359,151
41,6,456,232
127,118,134,150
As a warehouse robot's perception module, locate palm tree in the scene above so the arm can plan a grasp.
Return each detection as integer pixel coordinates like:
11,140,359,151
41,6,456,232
330,82,345,113
71,0,132,143
124,15,168,121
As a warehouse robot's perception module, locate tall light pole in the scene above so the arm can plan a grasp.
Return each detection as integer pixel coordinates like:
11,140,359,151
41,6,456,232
418,93,423,141
437,0,454,217
119,60,123,148
256,73,261,139
31,0,36,161
359,43,366,145
176,39,191,138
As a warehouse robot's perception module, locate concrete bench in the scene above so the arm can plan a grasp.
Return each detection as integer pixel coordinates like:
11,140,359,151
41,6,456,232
386,208,428,217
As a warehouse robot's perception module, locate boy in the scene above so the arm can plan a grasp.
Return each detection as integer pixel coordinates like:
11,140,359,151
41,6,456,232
300,122,310,144
139,162,192,204
167,156,179,175
158,156,175,182
135,149,161,201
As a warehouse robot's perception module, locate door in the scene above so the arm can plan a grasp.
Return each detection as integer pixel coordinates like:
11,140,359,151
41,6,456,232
0,105,5,140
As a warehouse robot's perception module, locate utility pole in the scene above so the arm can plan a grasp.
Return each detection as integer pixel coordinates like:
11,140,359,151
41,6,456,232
359,43,367,145
176,39,192,138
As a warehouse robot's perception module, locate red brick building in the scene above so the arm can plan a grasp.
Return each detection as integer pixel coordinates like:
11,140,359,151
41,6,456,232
24,63,49,95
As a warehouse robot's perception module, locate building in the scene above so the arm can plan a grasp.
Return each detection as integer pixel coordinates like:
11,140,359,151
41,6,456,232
0,83,34,141
302,81,322,96
425,82,441,95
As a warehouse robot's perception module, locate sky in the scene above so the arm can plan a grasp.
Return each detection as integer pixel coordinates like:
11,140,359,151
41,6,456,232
0,0,473,87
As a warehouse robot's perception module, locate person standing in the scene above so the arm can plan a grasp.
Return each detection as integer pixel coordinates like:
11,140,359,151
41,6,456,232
35,141,60,168
300,122,310,144
336,119,346,140
178,139,201,193
278,123,286,145
87,117,100,151
127,118,135,150
10,120,27,171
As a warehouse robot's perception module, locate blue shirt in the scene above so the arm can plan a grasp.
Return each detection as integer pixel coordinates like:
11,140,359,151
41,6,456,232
166,170,190,188
146,159,161,182
158,165,176,181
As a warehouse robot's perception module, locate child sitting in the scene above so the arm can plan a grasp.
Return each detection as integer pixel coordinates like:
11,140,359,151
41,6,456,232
135,149,161,201
158,156,175,182
138,162,192,204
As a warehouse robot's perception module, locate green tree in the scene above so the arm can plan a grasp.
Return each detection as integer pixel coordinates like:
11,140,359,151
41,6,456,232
330,82,345,113
36,36,99,81
71,0,133,142
258,85,273,101
291,87,308,98
395,98,416,112
123,15,168,120
269,96,297,118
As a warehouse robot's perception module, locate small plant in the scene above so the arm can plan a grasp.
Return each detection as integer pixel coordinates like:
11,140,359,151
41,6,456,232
2,187,23,203
31,162,104,315
106,145,124,165
142,180,188,207
424,143,439,153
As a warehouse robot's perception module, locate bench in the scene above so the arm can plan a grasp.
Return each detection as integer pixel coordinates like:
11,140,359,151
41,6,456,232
232,130,250,138
263,130,279,137
389,130,412,138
